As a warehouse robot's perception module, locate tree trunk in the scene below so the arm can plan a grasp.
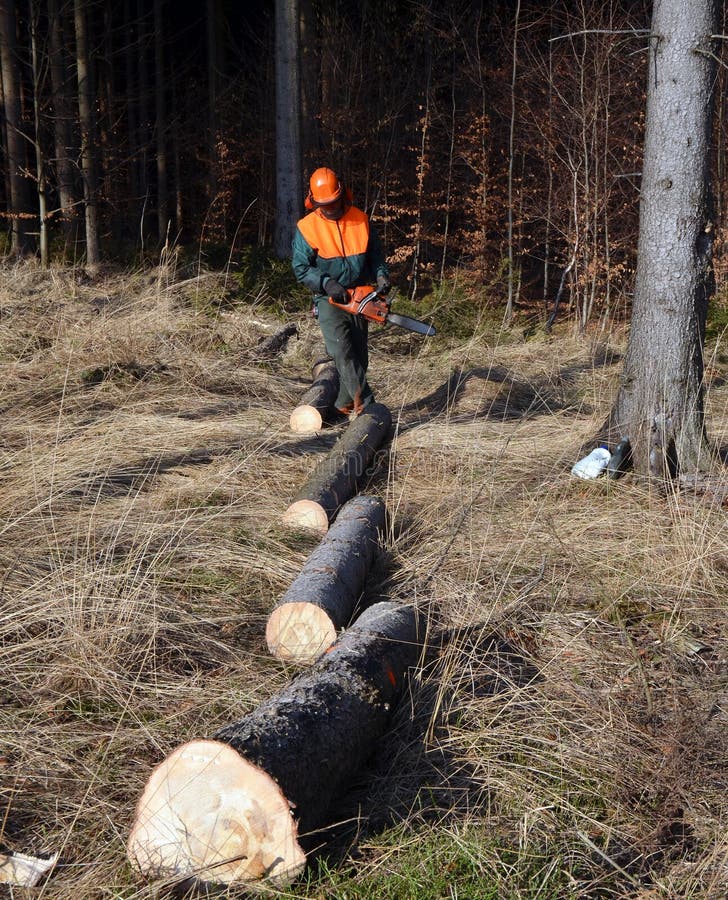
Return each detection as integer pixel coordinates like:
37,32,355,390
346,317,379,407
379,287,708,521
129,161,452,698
504,0,521,327
123,0,139,231
289,358,340,433
154,0,168,245
74,0,100,270
99,0,120,249
298,0,318,160
136,0,150,249
267,494,386,664
0,0,34,256
606,0,718,477
206,0,220,204
48,0,79,254
283,402,392,532
29,0,47,267
128,601,424,889
274,0,302,259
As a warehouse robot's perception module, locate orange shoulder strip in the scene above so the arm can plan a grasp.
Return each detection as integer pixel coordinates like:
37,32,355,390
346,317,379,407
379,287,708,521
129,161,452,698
298,208,370,260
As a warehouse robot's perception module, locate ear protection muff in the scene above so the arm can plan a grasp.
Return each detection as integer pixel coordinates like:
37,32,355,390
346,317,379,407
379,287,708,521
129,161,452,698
304,185,353,211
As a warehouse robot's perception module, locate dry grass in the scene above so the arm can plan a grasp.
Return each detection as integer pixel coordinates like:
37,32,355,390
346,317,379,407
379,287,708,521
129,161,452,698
0,259,727,899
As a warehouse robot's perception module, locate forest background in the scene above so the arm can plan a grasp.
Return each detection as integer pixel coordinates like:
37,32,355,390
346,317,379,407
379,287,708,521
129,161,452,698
5,0,721,328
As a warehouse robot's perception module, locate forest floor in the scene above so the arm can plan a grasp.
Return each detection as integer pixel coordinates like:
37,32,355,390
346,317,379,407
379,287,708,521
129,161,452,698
0,259,727,899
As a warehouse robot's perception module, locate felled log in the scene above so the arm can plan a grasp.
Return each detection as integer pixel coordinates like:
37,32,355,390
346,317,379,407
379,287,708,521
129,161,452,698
283,402,392,533
127,601,424,889
289,358,340,433
267,494,386,664
254,322,297,358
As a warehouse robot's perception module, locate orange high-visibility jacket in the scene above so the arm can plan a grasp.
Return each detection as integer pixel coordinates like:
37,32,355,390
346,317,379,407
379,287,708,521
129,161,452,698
292,203,388,299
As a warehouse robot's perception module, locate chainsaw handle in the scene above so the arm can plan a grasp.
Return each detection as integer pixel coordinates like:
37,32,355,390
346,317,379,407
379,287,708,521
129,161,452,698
327,285,390,325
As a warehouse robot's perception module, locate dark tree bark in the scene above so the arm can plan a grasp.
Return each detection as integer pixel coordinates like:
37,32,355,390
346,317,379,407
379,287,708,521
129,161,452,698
99,0,123,249
123,0,139,228
274,0,302,258
206,0,221,204
283,402,392,532
0,0,35,255
29,0,47,266
154,0,168,245
136,0,150,247
298,0,319,160
128,601,425,888
606,0,718,477
267,494,386,664
73,0,100,269
289,358,340,433
48,0,79,253
254,321,298,358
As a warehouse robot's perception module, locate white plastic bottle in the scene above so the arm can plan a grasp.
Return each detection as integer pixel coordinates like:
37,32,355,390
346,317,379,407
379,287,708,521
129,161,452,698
571,445,611,480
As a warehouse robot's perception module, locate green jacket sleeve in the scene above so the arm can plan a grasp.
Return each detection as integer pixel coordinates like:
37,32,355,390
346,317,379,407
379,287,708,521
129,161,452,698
291,227,331,294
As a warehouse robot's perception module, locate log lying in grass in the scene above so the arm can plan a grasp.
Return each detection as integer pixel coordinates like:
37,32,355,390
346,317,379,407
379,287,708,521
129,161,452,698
289,359,340,433
127,601,425,890
283,402,392,533
267,494,386,664
254,322,298,358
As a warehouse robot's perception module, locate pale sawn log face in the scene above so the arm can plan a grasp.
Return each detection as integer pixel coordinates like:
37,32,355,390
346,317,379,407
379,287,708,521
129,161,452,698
289,404,324,434
268,495,388,663
289,362,339,433
127,739,306,887
129,603,423,890
288,403,392,524
265,601,337,662
281,498,329,533
217,602,424,837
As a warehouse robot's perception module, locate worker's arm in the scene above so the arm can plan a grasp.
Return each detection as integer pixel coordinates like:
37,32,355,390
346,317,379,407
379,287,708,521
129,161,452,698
291,227,332,295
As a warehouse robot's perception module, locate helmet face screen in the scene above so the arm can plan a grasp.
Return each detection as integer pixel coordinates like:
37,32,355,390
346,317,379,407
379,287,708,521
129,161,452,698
310,167,343,205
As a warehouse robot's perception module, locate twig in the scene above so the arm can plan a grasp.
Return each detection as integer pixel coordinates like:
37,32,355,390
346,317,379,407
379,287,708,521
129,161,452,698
549,29,650,42
575,830,644,888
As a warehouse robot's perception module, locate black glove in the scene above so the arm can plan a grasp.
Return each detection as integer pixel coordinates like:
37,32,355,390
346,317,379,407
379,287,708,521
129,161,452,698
377,274,391,294
326,278,346,302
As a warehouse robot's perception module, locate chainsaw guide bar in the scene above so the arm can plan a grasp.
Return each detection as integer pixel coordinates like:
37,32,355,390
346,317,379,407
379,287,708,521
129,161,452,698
385,312,436,336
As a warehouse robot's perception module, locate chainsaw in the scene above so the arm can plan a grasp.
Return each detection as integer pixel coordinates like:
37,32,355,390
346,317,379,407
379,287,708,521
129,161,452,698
328,285,436,337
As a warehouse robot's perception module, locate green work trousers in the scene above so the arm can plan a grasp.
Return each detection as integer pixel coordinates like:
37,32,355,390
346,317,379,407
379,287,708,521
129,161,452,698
317,299,374,410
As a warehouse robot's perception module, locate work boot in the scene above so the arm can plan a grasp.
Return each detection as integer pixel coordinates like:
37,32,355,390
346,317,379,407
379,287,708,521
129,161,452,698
324,403,353,427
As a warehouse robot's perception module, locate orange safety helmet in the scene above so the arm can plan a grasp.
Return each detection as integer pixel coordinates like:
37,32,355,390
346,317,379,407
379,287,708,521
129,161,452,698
307,167,343,207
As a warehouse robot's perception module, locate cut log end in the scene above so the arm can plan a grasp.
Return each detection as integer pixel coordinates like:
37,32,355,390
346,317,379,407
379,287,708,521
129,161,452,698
266,601,338,664
281,499,329,533
127,740,306,888
289,404,324,434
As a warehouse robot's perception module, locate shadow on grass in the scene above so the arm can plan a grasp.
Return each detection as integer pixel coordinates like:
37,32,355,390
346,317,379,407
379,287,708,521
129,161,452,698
303,622,541,871
67,441,245,500
394,346,623,431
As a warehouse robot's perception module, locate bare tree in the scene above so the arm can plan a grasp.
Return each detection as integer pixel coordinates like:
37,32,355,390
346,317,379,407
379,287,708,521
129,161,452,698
74,0,100,269
29,0,48,266
0,0,34,255
136,0,150,248
607,0,718,476
274,0,302,259
206,0,220,208
154,0,168,244
48,0,79,254
504,0,521,326
298,0,318,161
